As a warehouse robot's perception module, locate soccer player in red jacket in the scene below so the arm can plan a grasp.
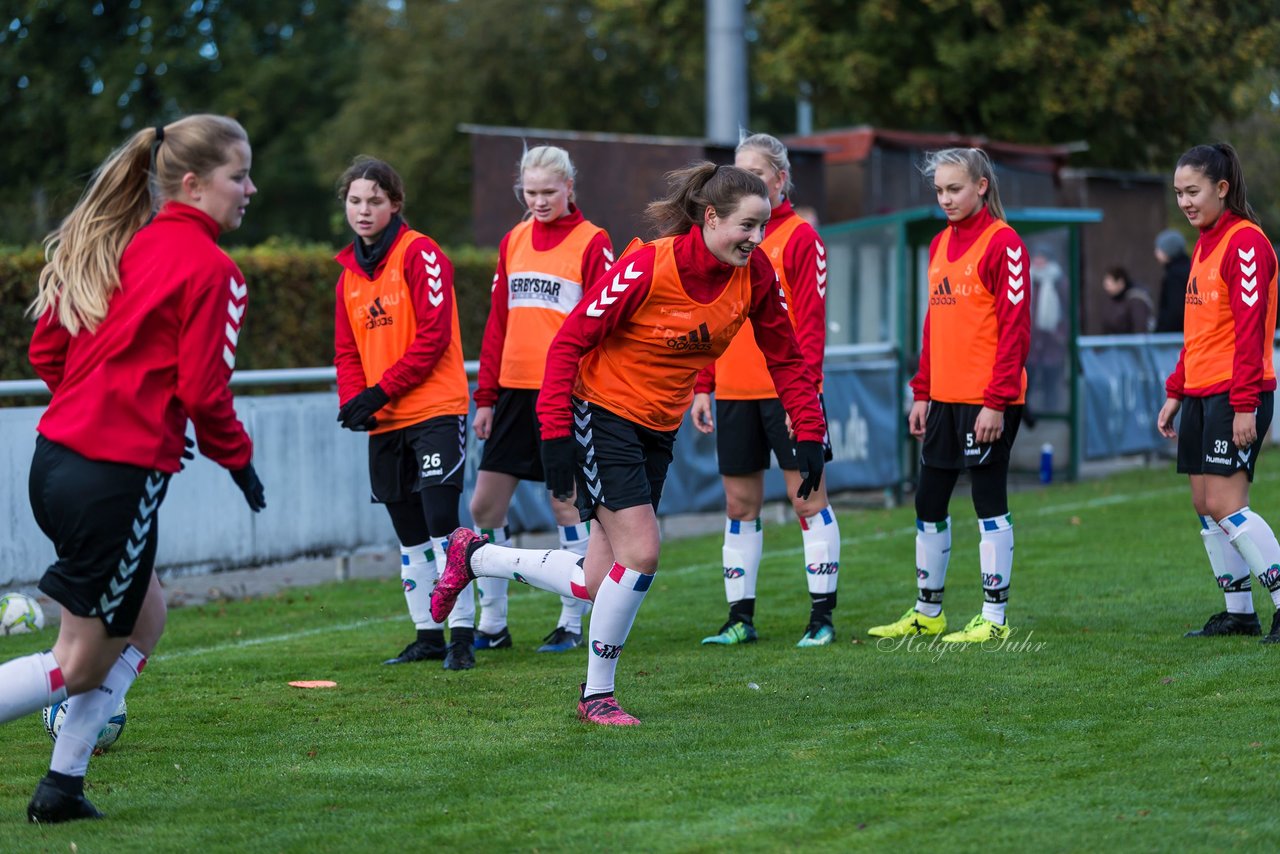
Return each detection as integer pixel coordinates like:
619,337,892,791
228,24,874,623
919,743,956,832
690,133,839,648
469,145,612,653
1155,144,1280,642
868,147,1031,644
431,164,826,725
333,158,474,670
3,115,265,823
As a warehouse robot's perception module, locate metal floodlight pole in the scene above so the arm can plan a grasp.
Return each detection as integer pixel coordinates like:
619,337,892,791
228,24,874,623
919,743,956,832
705,0,748,145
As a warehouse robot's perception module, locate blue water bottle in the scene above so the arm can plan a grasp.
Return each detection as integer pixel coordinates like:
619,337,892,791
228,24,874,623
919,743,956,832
1039,443,1054,484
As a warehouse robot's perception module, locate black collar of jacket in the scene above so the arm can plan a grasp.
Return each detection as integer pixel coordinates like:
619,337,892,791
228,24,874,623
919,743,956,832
354,214,404,279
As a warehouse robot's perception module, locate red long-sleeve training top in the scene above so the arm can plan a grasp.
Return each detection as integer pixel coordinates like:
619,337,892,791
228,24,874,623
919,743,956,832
474,206,613,407
537,225,826,442
29,202,253,473
910,207,1031,410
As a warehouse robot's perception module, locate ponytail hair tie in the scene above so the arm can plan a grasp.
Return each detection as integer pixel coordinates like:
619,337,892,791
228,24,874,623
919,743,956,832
154,125,165,144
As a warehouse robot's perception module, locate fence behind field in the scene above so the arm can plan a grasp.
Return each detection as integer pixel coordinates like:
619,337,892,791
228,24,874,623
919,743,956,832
0,346,900,585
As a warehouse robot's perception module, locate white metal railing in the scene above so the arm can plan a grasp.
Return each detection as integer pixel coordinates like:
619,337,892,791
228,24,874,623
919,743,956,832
0,344,898,399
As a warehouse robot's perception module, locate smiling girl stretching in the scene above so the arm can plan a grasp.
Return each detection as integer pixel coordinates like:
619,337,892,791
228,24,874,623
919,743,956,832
432,163,826,724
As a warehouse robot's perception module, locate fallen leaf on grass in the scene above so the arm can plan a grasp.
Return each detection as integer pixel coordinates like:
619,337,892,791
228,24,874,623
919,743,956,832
1160,677,1175,685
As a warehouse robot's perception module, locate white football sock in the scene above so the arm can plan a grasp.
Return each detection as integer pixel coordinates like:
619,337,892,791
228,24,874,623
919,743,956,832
584,563,652,697
1218,507,1280,609
50,645,144,778
434,535,475,629
556,523,592,632
801,507,840,595
0,649,66,724
915,518,950,617
476,525,511,634
722,517,763,605
979,513,1014,624
400,541,443,630
472,544,590,601
1200,514,1254,614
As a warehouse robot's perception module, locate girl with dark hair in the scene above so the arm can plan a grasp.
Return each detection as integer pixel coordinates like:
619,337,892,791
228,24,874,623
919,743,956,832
333,156,475,670
7,114,265,823
1156,143,1280,642
469,145,613,654
868,147,1031,645
431,163,826,724
690,133,840,648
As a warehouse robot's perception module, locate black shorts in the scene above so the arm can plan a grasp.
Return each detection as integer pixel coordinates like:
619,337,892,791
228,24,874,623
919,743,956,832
572,398,677,522
921,402,1023,470
368,415,466,503
715,397,834,476
478,388,544,481
29,436,171,638
1177,392,1273,481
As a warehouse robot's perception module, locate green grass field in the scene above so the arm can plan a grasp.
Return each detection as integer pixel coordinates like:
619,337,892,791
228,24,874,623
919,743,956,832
3,465,1280,852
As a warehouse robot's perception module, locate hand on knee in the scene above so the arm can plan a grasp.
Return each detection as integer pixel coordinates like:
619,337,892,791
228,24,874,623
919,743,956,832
790,494,826,520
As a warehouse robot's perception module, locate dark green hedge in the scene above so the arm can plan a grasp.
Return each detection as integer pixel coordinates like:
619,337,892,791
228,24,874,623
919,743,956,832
0,242,498,381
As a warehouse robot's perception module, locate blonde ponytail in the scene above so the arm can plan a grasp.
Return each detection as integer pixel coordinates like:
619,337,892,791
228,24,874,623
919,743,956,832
30,114,248,335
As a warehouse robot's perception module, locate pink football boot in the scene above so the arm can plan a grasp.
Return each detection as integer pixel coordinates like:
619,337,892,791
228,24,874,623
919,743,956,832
429,527,484,623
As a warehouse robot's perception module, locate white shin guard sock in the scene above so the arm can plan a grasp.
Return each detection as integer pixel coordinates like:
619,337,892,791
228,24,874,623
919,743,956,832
557,524,591,631
801,507,840,596
723,517,763,604
0,650,66,724
476,526,511,634
979,514,1014,624
1218,507,1280,610
51,645,145,778
1200,514,1254,614
915,518,951,617
400,541,443,630
585,563,652,697
473,544,590,602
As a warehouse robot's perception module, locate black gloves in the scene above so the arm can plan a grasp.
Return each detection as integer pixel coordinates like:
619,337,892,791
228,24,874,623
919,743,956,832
179,435,195,470
230,463,267,512
338,384,390,431
540,436,577,501
794,441,825,501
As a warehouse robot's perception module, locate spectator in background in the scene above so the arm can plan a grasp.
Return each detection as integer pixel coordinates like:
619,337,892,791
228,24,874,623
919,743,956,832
793,204,820,228
1154,228,1191,333
1100,266,1155,334
1026,246,1068,412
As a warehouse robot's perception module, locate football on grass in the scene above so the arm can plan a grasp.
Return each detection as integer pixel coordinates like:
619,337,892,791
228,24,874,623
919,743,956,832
0,593,44,635
42,698,128,753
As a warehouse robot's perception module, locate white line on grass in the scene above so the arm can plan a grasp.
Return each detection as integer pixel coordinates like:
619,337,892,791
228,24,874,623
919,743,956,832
151,477,1258,661
154,615,401,662
665,482,1192,578
154,478,1264,665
